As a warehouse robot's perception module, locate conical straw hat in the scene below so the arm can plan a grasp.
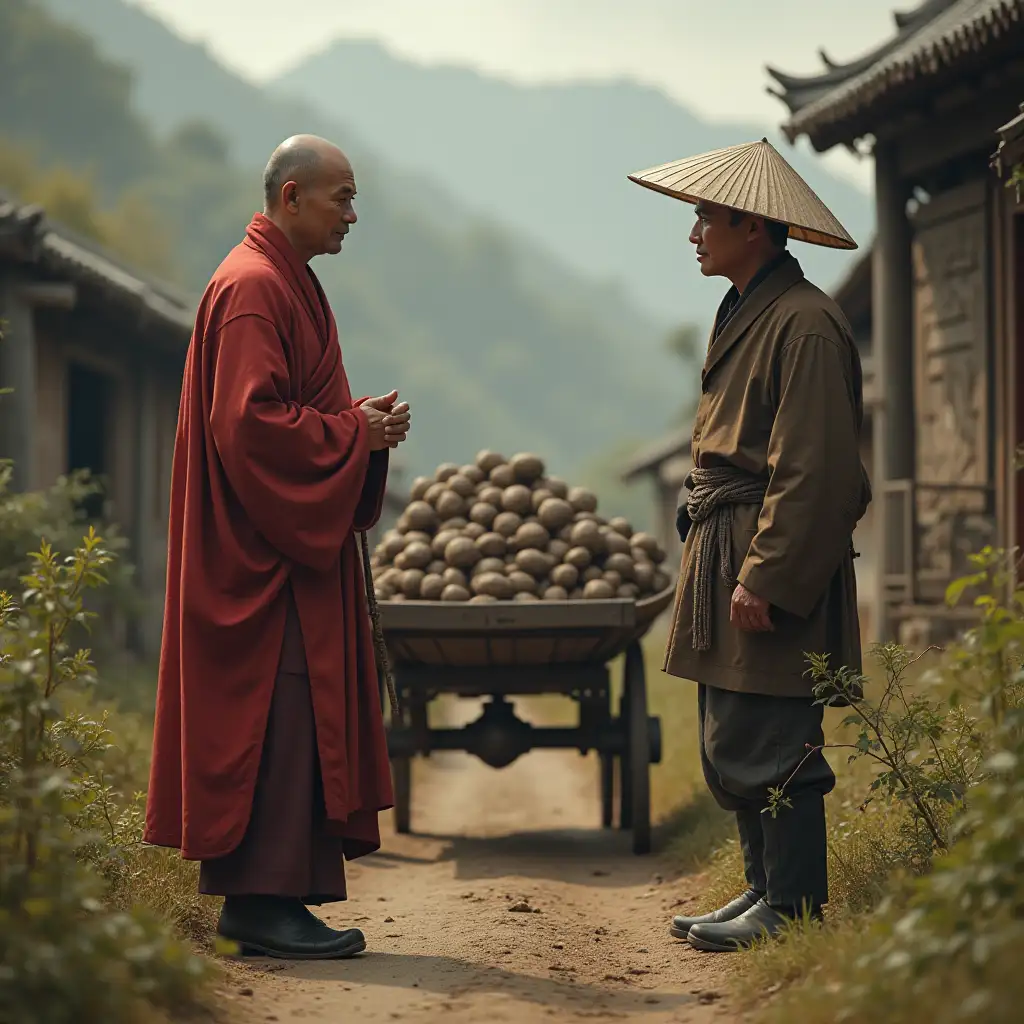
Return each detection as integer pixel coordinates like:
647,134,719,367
628,138,857,250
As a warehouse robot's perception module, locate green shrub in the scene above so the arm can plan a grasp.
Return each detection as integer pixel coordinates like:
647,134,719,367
0,528,210,1024
753,547,1024,1023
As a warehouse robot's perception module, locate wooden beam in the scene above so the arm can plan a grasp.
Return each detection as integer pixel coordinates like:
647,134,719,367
14,281,77,309
893,76,1024,180
872,144,916,642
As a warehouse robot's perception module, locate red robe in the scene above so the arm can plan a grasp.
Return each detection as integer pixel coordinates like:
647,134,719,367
144,213,394,861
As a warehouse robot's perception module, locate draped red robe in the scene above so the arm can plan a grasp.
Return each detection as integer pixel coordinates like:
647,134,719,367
144,213,394,861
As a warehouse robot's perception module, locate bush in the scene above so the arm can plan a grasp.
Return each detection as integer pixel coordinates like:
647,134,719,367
0,463,140,653
0,527,210,1023
742,547,1024,1023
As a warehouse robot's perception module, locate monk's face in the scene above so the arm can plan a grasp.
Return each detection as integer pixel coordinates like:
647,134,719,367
688,201,750,280
291,152,358,258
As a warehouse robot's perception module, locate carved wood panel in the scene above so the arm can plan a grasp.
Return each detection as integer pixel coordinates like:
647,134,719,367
911,180,995,598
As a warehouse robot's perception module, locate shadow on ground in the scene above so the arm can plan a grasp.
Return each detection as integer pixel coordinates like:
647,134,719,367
365,789,733,888
264,951,695,1016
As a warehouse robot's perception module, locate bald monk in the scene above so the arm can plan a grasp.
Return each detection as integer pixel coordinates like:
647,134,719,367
144,136,410,959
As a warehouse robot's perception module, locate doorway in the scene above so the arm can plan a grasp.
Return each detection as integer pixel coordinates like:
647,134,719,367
66,361,111,521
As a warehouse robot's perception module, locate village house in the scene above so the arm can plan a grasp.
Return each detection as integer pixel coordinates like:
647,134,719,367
0,195,405,660
0,195,192,658
768,0,1024,644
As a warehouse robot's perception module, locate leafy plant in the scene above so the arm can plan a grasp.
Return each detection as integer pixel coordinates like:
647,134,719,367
0,528,209,1024
765,641,986,869
755,547,1024,1024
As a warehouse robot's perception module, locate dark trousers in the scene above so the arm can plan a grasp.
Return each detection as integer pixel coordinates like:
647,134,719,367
698,684,835,912
198,666,348,905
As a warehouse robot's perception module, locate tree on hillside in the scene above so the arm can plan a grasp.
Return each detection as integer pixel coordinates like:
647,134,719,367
0,139,176,280
0,0,156,193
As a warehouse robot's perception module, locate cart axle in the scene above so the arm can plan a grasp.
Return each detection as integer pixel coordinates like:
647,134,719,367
387,696,661,770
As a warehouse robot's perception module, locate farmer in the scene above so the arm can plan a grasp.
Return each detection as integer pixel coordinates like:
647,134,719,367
627,138,870,952
144,135,409,959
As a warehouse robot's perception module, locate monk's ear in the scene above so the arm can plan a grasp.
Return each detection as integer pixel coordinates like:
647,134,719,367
282,181,300,213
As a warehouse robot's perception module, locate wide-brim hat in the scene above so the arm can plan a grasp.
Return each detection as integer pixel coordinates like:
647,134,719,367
627,137,857,250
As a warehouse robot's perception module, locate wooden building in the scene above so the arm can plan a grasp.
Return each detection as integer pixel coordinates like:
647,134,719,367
619,426,693,570
0,196,192,657
1,195,405,659
768,0,1024,644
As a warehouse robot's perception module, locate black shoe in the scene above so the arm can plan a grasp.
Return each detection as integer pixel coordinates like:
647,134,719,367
669,889,761,940
217,895,366,960
687,898,816,952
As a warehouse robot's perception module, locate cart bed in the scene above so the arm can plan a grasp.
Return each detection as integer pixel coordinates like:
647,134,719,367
380,585,675,668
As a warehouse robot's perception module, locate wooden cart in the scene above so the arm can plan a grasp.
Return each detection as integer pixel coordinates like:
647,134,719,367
378,586,675,855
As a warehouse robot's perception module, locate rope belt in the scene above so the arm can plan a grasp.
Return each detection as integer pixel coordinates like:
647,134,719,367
685,465,768,652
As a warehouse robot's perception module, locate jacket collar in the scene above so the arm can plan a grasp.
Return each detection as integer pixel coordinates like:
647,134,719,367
702,253,805,386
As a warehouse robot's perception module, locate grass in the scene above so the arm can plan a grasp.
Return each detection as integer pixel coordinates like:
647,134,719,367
106,847,221,948
63,674,224,951
755,921,1020,1024
654,642,997,1024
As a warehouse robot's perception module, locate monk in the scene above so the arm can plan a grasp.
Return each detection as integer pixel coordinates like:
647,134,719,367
628,139,871,951
144,135,410,959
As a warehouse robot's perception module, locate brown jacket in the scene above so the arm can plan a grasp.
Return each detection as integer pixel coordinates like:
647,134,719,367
663,254,870,698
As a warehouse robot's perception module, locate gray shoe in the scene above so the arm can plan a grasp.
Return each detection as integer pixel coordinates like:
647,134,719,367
669,889,761,940
687,898,802,952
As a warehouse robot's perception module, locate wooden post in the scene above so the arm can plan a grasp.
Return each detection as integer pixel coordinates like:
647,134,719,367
0,277,38,492
872,144,916,641
128,364,158,659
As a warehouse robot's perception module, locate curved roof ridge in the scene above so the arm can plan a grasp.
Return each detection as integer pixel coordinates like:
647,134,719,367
766,0,1024,149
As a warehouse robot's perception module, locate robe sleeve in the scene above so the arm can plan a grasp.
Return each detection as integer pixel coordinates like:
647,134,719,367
737,334,865,618
354,450,390,530
208,313,371,570
350,397,391,530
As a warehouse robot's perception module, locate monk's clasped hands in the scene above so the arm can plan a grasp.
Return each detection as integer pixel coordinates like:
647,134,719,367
362,390,411,450
383,401,411,448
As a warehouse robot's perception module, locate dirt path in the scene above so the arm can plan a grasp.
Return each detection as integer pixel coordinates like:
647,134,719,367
219,701,740,1023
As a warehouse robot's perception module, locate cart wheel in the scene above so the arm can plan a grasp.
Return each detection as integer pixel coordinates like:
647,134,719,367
600,753,614,828
618,689,632,832
392,757,411,835
623,641,651,855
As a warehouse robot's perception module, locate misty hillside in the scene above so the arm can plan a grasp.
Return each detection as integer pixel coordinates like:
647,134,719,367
33,0,683,509
270,39,875,327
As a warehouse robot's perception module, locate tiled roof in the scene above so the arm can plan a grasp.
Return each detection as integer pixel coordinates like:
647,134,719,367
0,194,195,339
767,0,1024,149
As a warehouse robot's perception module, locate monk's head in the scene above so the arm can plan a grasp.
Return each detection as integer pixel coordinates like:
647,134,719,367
262,135,357,262
688,200,789,290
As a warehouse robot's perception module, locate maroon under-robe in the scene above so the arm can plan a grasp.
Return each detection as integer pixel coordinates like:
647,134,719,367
143,212,394,869
198,585,353,902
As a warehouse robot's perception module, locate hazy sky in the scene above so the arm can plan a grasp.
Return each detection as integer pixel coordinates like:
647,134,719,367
125,0,903,190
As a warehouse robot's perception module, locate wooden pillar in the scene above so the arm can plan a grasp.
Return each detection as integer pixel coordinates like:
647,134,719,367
128,364,158,659
872,144,916,641
0,277,38,491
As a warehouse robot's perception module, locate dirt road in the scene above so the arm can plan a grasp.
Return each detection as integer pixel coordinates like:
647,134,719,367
219,700,740,1023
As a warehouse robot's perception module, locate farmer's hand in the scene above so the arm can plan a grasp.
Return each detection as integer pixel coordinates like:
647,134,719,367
730,582,773,633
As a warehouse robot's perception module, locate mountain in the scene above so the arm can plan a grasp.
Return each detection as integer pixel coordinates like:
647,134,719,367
270,38,875,326
35,0,681,504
